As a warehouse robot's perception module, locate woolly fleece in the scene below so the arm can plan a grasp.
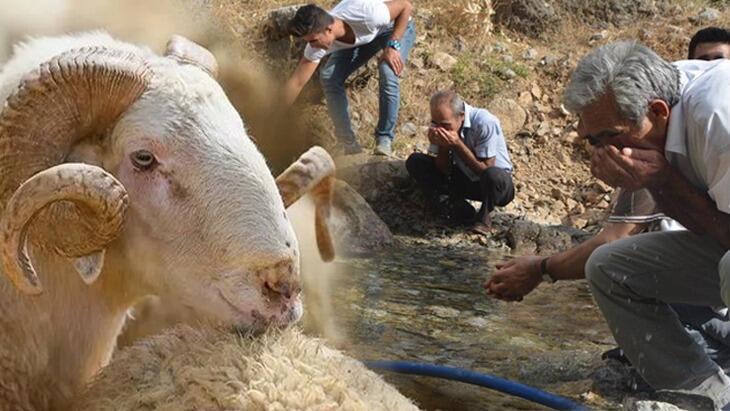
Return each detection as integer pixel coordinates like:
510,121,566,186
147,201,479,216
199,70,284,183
76,325,420,411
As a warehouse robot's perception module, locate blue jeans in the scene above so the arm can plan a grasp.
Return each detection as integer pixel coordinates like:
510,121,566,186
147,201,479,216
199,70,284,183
319,20,416,145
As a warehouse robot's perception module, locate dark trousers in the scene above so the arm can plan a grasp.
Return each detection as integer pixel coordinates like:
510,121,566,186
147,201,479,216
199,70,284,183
405,152,514,212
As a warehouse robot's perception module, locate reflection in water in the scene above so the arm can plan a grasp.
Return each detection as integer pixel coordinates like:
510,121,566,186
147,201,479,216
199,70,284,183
329,240,613,410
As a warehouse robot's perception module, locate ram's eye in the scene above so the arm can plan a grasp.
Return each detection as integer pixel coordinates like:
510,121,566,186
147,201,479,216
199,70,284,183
130,150,157,170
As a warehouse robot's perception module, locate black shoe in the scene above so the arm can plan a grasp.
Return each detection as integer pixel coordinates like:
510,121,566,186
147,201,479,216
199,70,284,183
602,347,632,366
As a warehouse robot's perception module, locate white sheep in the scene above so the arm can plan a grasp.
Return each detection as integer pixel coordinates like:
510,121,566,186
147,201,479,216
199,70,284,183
75,325,419,410
0,31,337,409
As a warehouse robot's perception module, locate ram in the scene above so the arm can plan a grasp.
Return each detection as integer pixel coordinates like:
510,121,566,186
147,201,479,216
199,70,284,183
0,32,336,409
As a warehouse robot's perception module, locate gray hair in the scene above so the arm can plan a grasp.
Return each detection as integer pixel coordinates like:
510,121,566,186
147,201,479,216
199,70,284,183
430,90,465,116
564,41,681,124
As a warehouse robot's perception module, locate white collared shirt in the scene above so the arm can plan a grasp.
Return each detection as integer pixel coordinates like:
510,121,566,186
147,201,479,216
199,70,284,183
666,59,730,215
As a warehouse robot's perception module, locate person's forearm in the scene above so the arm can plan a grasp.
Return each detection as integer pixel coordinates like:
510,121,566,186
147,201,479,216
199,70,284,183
282,77,304,106
451,139,486,175
650,167,730,249
542,222,638,281
389,0,412,41
545,235,610,280
435,148,450,174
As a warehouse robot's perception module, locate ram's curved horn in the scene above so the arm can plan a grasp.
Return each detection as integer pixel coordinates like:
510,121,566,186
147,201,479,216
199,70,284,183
0,47,151,293
164,35,218,78
276,146,336,262
0,164,128,294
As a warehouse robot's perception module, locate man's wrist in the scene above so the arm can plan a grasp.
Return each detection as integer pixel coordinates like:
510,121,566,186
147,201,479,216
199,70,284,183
386,38,402,51
539,257,555,283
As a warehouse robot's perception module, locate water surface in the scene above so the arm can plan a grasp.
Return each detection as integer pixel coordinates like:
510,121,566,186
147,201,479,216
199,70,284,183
329,238,613,410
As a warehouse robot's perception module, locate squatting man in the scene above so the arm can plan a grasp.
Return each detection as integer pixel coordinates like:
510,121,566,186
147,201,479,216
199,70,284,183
485,26,730,393
406,90,514,234
488,40,730,409
282,0,415,156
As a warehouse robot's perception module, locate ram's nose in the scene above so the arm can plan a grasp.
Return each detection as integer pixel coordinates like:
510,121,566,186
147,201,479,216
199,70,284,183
257,257,301,301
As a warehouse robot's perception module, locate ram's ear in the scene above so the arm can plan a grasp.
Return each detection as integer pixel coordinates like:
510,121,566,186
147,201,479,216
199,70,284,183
73,250,106,285
164,35,218,78
275,146,336,262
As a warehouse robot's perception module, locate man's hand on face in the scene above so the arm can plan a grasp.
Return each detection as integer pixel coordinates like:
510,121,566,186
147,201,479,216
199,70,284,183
590,145,671,190
483,256,543,302
380,48,404,76
428,126,459,147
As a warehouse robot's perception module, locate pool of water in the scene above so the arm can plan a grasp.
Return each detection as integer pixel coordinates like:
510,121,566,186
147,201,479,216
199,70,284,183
327,237,615,410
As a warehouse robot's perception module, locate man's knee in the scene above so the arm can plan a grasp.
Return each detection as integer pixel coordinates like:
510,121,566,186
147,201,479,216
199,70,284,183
479,167,502,183
719,251,730,306
378,60,399,78
585,243,616,293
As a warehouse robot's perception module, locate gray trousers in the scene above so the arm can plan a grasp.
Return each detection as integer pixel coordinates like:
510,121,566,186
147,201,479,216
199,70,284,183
586,230,730,391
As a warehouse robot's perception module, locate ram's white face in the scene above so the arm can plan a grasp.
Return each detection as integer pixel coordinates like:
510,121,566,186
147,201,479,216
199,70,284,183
103,63,303,329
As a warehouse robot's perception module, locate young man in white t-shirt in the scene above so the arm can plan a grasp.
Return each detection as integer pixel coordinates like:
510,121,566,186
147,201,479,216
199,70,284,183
282,0,415,156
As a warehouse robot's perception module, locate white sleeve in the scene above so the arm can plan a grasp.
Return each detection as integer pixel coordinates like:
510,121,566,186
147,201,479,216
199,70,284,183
427,144,440,156
370,1,392,27
703,111,730,215
303,44,327,62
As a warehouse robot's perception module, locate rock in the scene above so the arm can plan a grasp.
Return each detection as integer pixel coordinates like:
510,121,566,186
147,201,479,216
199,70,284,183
535,121,551,137
530,83,542,99
540,55,559,66
492,42,508,53
506,220,574,254
501,54,514,63
329,180,395,257
493,0,558,38
565,130,580,145
263,4,303,40
623,392,716,411
501,68,517,79
487,98,527,137
692,7,720,23
409,56,424,69
522,48,538,60
431,52,458,71
518,91,532,107
589,30,608,42
400,122,418,137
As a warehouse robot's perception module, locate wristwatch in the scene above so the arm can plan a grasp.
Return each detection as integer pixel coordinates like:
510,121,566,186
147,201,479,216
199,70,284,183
386,38,402,51
539,257,555,283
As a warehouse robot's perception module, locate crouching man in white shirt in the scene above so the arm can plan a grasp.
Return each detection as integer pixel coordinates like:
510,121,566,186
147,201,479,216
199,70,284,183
564,41,730,409
282,0,415,156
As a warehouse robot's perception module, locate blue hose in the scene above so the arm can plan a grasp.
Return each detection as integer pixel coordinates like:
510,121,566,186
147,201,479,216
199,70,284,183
364,360,590,411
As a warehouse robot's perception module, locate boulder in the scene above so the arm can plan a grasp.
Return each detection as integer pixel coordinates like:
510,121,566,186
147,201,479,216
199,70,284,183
431,51,458,72
506,219,576,255
487,98,527,137
330,180,395,257
263,4,303,40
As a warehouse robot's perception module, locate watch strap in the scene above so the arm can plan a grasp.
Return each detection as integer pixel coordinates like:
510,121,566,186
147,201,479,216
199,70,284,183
540,257,555,283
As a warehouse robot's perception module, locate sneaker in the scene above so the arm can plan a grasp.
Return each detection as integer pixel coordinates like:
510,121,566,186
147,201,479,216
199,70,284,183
373,137,392,156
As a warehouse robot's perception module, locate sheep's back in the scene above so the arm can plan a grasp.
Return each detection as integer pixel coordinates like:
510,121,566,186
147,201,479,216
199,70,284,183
75,325,420,411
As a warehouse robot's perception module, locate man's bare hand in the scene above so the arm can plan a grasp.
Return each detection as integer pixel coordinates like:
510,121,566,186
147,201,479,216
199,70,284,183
590,146,670,190
428,126,459,147
380,47,404,76
484,256,543,302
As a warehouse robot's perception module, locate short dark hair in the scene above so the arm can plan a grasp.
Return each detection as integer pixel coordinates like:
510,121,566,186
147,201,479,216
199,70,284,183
688,27,730,59
288,4,334,37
